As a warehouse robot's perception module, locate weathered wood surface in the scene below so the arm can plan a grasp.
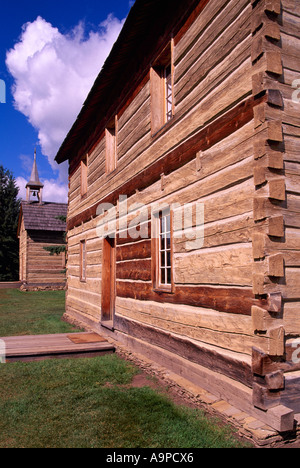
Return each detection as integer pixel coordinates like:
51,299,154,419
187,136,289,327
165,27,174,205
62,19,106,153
114,314,253,388
1,332,114,362
66,0,265,363
63,0,300,410
26,232,66,284
116,297,267,356
19,208,67,285
0,282,22,290
61,0,300,431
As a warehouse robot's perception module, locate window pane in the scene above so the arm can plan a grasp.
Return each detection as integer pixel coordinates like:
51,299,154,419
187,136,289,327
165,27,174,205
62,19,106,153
167,268,171,285
166,214,171,233
161,234,165,251
157,212,172,287
161,215,166,234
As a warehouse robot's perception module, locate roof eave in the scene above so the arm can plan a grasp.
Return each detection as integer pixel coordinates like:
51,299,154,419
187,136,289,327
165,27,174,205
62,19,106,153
55,0,198,165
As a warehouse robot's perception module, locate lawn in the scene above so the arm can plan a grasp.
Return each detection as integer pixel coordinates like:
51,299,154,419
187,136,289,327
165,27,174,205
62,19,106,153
0,288,250,448
0,355,249,448
0,288,78,336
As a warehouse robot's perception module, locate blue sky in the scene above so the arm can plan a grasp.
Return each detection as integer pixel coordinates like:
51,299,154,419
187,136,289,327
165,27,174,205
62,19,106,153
0,0,132,202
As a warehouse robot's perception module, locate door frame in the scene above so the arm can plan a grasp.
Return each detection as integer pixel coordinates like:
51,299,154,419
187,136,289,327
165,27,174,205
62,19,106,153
101,235,116,330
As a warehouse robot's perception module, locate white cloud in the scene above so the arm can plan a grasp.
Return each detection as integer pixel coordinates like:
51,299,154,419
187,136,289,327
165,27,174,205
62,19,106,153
6,14,125,178
16,176,68,204
42,179,68,203
16,177,28,201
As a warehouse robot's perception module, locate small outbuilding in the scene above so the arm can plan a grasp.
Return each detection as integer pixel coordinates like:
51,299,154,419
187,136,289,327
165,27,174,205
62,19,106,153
17,152,67,290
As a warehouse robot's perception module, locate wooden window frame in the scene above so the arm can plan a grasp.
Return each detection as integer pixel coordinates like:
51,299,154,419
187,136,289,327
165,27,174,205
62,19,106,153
164,63,173,123
101,235,116,329
105,116,118,174
150,40,174,135
152,207,174,293
80,240,87,282
81,154,88,197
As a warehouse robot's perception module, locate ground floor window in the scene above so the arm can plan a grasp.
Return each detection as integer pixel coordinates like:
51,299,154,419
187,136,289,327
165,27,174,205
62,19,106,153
152,208,173,292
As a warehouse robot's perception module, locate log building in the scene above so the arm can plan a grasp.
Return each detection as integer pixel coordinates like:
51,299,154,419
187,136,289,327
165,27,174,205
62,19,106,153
55,0,300,432
18,152,67,290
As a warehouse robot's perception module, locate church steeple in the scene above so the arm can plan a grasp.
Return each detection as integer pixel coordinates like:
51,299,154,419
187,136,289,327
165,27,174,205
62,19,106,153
26,149,44,204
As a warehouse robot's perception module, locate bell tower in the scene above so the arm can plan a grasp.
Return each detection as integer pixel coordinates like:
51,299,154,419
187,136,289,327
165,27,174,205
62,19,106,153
26,149,44,204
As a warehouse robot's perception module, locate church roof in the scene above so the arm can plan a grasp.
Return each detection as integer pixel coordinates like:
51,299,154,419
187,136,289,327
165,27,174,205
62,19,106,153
19,201,67,232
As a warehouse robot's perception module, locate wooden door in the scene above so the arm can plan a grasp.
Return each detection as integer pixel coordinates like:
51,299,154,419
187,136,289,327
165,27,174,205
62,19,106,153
101,236,116,328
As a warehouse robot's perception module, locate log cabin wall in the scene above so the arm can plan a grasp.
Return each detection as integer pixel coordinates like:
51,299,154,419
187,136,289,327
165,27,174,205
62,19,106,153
18,202,67,290
26,230,66,286
64,0,299,431
250,0,300,419
281,0,300,415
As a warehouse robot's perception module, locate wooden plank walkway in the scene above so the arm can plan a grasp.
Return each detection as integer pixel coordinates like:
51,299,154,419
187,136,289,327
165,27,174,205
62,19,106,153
1,332,115,362
0,282,22,289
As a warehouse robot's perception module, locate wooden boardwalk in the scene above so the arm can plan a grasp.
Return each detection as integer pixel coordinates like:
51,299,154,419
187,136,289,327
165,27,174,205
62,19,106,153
0,282,22,289
1,332,115,362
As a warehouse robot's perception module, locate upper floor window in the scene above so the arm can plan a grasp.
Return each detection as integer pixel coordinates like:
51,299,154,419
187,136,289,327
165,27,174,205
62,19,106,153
105,116,117,174
81,154,88,197
150,41,174,134
164,64,173,122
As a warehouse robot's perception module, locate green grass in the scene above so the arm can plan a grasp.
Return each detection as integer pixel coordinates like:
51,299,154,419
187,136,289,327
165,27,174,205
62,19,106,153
0,289,78,336
0,288,250,448
0,355,248,448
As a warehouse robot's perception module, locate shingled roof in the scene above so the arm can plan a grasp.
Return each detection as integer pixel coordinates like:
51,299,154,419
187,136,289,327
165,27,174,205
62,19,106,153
19,202,67,232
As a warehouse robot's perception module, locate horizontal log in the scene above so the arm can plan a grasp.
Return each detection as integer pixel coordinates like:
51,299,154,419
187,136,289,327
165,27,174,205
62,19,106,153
116,259,151,281
116,296,254,336
116,297,259,355
116,239,152,261
67,294,101,319
67,94,267,231
115,314,253,388
116,281,270,316
175,0,251,105
174,244,253,287
116,222,151,245
174,213,253,253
